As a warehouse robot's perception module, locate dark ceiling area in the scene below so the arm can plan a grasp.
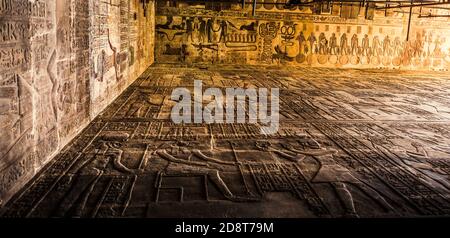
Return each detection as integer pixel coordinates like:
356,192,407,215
155,0,450,21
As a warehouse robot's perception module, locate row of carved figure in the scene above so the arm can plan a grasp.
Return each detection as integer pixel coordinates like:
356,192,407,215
163,18,447,58
295,31,447,58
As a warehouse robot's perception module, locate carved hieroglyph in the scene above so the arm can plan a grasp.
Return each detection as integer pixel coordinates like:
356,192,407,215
155,4,450,71
0,0,155,206
2,66,450,218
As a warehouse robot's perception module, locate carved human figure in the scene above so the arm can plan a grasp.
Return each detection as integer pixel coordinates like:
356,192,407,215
107,29,122,81
106,141,136,174
329,33,337,55
426,32,434,57
296,31,306,54
413,32,424,58
423,32,430,57
393,36,402,57
307,32,317,54
318,33,328,55
95,50,106,82
206,18,222,43
433,35,443,57
54,144,109,217
79,140,136,175
361,34,370,56
351,34,359,56
219,20,228,43
54,138,135,217
47,50,58,121
209,19,222,43
185,17,194,39
383,35,391,56
371,138,450,190
179,44,188,62
340,33,348,55
404,142,450,190
191,17,201,42
372,36,381,57
155,141,258,202
402,40,415,61
198,17,206,43
256,138,394,217
206,18,213,43
367,136,450,192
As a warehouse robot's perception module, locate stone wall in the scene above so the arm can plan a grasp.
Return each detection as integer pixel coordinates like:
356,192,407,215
155,2,450,71
0,0,155,205
90,0,155,116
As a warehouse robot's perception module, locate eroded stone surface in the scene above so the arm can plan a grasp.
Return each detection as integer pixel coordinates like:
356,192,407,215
2,66,450,218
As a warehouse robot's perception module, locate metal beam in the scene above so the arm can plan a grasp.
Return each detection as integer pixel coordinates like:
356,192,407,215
406,0,413,41
376,2,450,10
159,0,440,7
419,14,450,17
157,0,450,13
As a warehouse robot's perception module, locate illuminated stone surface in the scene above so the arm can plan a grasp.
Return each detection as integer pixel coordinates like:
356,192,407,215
2,66,450,218
0,0,155,206
155,3,450,71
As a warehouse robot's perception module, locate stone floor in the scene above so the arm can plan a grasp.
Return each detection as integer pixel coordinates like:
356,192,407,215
2,66,450,218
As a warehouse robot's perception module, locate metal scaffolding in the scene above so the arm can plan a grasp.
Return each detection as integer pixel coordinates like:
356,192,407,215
157,0,450,16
